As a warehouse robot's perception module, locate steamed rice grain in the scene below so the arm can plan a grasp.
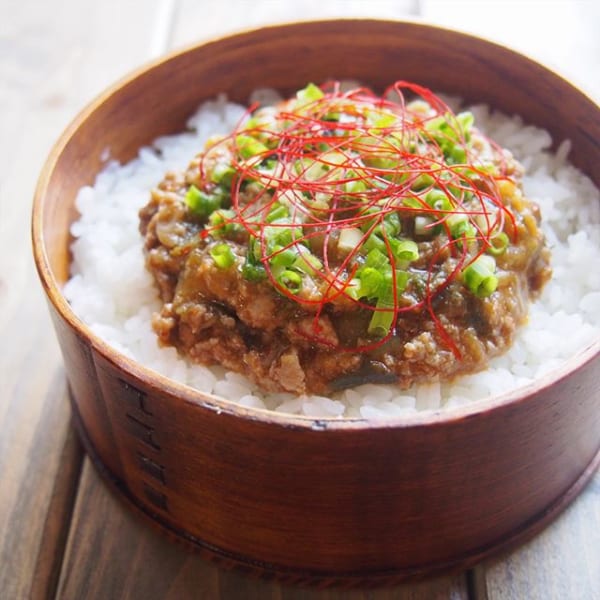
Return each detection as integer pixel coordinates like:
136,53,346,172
64,94,600,418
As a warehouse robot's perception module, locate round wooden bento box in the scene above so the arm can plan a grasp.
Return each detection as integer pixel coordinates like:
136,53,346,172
32,19,600,586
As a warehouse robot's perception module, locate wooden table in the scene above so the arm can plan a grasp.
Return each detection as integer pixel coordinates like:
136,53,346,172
2,1,599,598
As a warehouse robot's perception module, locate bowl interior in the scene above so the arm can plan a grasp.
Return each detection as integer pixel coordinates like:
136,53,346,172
33,18,600,422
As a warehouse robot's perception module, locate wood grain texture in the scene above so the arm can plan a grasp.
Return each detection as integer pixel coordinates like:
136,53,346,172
419,6,600,598
33,17,600,586
2,0,599,597
29,420,84,600
0,0,167,597
0,368,77,600
477,469,600,600
56,459,468,600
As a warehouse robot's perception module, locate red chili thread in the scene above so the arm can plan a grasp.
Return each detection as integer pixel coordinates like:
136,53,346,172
199,82,515,355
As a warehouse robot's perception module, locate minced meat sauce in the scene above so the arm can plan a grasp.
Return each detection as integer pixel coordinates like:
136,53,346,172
139,82,551,394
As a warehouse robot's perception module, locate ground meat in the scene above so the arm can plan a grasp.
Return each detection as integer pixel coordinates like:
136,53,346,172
139,85,552,395
140,189,550,394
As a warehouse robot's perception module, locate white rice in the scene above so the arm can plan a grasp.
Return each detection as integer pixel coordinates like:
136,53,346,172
64,92,600,419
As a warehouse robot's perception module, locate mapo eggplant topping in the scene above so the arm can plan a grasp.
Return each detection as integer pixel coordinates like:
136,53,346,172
139,82,551,394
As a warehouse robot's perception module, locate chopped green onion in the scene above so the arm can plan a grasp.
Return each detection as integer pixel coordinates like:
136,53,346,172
185,185,226,218
447,214,475,239
358,206,381,233
248,235,262,262
208,208,235,226
294,157,329,181
343,278,361,301
344,175,368,195
362,148,398,170
293,252,323,275
425,111,473,141
392,269,409,294
426,189,453,212
295,83,324,107
208,209,240,236
389,238,419,262
462,255,498,297
260,157,278,171
363,248,389,270
210,163,236,185
446,183,472,203
449,145,467,164
367,298,395,336
236,135,269,159
381,211,401,237
487,231,509,256
241,236,267,281
277,269,303,294
269,245,298,268
424,114,447,134
358,267,384,299
265,203,289,223
363,233,386,253
323,111,341,122
379,269,410,302
264,219,303,251
210,243,235,269
367,110,397,129
402,196,426,210
243,106,278,135
424,111,471,164
456,111,474,141
410,173,434,191
241,262,266,281
320,151,347,168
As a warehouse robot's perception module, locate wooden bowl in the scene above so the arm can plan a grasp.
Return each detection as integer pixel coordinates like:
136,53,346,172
32,19,600,586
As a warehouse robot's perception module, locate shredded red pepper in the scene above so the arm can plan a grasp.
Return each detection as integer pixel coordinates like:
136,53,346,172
197,81,517,356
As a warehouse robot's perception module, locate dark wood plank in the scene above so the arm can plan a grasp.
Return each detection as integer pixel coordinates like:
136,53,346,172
30,419,84,600
56,460,468,600
0,0,166,597
23,0,598,597
0,366,80,600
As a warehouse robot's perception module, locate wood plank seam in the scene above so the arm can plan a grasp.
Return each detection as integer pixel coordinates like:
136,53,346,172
30,418,85,600
466,567,489,600
150,0,180,58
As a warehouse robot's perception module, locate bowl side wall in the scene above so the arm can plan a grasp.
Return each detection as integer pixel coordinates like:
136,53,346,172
61,329,600,578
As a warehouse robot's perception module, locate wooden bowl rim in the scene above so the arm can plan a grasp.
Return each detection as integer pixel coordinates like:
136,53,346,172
32,17,600,432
